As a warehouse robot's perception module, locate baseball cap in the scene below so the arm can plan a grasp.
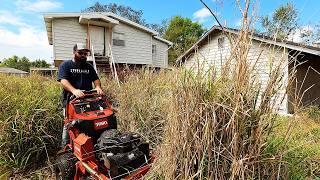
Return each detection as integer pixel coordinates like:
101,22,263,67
73,43,90,52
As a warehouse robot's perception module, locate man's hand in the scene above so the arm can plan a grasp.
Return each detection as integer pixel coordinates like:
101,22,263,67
94,86,104,95
71,89,85,98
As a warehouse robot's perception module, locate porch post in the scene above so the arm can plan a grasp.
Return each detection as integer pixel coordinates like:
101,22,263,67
87,21,91,49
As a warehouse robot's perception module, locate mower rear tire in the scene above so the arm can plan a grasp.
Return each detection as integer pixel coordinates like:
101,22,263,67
108,114,117,129
54,152,76,180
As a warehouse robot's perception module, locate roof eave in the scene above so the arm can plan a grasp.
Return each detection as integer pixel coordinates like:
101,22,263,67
44,16,53,45
43,12,160,45
153,36,173,45
104,12,159,35
177,26,320,62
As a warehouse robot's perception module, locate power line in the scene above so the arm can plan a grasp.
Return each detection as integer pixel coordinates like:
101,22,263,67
200,0,224,30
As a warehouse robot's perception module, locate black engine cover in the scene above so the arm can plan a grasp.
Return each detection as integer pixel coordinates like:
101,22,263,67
95,129,150,178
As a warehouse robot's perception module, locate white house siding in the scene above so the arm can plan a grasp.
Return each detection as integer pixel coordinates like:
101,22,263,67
152,38,169,68
184,32,289,114
248,41,288,114
51,16,170,67
184,33,231,74
112,22,152,65
53,18,87,60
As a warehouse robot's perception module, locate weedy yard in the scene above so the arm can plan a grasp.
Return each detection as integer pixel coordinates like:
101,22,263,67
0,68,319,179
1,4,320,179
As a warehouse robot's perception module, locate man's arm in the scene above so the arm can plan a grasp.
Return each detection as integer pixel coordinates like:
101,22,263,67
93,79,104,94
60,79,84,97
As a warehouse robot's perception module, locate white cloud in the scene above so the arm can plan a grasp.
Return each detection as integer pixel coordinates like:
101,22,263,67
0,11,52,62
0,10,29,27
193,8,212,22
0,27,52,61
15,0,62,12
193,8,220,24
0,27,47,47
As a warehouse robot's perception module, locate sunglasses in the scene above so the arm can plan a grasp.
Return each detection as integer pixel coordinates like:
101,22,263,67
77,51,88,56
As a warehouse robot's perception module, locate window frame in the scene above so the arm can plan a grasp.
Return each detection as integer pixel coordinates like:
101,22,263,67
218,37,225,49
112,32,125,46
152,44,157,57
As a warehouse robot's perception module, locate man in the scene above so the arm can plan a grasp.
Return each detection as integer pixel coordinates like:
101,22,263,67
57,43,103,147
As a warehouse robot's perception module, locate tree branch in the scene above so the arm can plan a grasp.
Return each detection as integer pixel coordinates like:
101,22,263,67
200,0,224,30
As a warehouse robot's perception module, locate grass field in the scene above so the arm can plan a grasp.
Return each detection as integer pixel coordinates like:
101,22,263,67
1,9,319,178
0,71,319,179
1,18,320,178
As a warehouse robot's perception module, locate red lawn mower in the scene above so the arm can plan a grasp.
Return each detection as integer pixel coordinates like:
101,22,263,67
54,90,153,180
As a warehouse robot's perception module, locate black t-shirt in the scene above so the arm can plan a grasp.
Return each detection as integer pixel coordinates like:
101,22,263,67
57,60,99,106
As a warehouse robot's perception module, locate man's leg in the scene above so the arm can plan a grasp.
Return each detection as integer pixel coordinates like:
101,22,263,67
61,108,70,148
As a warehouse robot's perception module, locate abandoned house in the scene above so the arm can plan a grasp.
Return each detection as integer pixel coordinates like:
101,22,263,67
44,12,172,75
177,26,320,114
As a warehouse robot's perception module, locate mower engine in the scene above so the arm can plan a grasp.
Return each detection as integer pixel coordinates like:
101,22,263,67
95,129,150,178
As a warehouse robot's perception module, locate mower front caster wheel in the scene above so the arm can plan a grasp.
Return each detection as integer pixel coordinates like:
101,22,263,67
54,152,76,180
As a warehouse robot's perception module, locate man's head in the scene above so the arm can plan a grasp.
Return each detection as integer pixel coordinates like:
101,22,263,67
73,43,90,65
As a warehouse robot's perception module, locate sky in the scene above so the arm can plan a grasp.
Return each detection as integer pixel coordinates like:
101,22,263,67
0,0,320,64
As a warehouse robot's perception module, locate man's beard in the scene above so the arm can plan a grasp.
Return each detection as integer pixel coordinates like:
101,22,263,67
76,56,87,66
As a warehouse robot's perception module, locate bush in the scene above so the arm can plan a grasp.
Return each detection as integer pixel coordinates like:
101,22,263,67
266,115,320,179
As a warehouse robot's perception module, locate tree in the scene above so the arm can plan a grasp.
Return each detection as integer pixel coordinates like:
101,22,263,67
82,2,167,36
0,55,30,72
262,3,298,40
149,19,168,37
163,16,206,64
0,56,50,72
30,59,51,68
83,2,147,26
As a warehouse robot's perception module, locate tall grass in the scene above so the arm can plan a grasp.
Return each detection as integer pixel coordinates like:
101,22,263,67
0,74,62,178
1,0,320,179
101,71,174,147
1,70,319,179
266,115,320,179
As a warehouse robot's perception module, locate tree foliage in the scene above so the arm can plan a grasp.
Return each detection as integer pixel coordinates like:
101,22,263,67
163,16,206,64
0,56,50,72
262,3,298,39
82,2,167,36
31,59,51,68
83,2,146,25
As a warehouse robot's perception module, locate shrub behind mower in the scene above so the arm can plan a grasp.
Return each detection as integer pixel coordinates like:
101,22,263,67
54,90,153,180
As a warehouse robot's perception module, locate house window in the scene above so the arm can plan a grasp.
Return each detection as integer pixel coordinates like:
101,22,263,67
113,32,125,46
218,37,225,48
152,45,157,56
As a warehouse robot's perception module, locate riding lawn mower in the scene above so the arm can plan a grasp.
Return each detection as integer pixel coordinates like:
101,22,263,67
54,90,153,180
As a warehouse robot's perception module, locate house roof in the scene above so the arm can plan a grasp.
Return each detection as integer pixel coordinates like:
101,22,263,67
30,67,58,71
177,26,320,62
44,12,171,45
0,67,28,74
79,14,119,26
153,36,173,46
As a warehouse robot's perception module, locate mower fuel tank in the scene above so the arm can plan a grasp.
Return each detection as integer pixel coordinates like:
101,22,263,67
73,133,94,160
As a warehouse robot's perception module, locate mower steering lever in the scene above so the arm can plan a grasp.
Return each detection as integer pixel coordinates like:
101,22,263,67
69,89,98,100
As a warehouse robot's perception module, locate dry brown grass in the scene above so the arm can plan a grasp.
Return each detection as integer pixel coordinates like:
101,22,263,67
2,0,320,179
